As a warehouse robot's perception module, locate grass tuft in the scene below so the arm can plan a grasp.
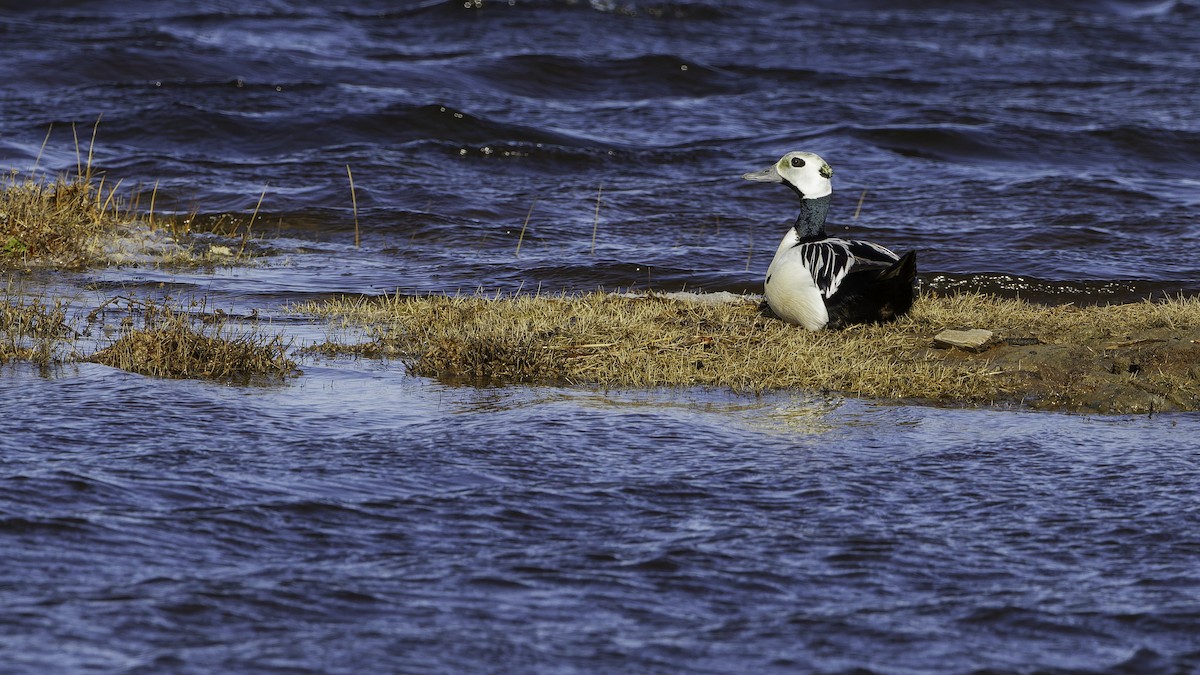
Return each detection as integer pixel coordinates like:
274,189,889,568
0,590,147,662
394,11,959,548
0,289,74,365
88,300,298,382
2,291,299,381
3,124,271,270
0,171,117,267
0,169,267,269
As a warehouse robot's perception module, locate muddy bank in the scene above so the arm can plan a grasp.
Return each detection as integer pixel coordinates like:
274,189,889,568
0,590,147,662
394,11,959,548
935,325,1200,414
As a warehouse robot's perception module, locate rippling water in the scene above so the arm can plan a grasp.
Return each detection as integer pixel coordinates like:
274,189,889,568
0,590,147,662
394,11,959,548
4,0,1200,299
5,366,1200,673
3,1,1200,671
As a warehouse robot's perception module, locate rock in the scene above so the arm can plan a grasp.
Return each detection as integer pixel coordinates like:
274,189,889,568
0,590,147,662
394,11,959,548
933,328,995,352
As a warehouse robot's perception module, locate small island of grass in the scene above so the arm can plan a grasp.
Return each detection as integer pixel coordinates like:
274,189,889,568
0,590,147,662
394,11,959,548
299,290,1200,414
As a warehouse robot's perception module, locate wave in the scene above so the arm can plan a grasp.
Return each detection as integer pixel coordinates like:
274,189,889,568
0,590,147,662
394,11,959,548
380,0,734,20
468,53,747,100
844,122,1200,169
82,98,619,162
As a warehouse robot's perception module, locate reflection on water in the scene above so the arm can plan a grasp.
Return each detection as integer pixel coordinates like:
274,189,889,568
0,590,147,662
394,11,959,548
443,384,845,436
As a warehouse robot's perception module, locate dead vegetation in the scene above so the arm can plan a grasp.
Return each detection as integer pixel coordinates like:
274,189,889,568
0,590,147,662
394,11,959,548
299,291,1200,413
0,291,75,365
0,170,268,269
0,171,121,267
0,123,291,380
87,299,298,382
0,291,297,382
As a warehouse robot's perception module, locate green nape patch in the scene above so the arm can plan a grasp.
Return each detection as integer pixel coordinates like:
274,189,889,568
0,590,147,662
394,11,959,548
299,291,1200,413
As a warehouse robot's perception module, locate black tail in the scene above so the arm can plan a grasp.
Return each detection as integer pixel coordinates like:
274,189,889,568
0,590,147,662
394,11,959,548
876,250,917,320
879,250,917,285
825,250,917,328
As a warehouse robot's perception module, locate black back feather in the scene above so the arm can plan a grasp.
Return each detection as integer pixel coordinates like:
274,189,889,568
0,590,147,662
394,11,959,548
825,250,917,329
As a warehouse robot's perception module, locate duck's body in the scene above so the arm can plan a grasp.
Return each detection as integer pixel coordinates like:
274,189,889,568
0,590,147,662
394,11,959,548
765,227,916,330
744,151,916,330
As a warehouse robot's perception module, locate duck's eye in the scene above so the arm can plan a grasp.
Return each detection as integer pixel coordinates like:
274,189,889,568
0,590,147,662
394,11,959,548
790,157,806,168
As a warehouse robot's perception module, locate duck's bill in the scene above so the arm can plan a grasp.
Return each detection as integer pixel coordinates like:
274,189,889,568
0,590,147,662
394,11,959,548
741,165,782,182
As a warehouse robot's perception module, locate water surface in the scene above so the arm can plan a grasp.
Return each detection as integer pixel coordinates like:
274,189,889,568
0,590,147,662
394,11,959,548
2,1,1200,671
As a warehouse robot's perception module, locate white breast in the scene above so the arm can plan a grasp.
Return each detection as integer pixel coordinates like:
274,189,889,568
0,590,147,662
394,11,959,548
765,233,829,331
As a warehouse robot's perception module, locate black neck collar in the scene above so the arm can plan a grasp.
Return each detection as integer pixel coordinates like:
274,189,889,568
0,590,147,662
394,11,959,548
791,193,831,240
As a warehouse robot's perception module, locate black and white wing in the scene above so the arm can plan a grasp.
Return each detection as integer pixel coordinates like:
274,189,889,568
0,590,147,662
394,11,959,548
793,238,901,299
793,240,854,299
844,239,900,266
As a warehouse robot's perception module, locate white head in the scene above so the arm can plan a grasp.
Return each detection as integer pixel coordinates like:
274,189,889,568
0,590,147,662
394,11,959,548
742,151,834,199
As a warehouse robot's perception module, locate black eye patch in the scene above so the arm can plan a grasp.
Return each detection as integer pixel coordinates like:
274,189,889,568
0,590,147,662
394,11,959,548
790,157,806,168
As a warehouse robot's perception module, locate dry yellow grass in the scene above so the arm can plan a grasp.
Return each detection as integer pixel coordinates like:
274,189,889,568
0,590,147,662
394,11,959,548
299,291,1200,412
1,291,297,381
0,170,269,269
2,123,268,270
0,171,119,267
88,300,298,382
0,290,74,365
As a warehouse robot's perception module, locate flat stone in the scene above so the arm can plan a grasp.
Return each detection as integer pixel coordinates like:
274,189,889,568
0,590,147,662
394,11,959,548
933,328,995,352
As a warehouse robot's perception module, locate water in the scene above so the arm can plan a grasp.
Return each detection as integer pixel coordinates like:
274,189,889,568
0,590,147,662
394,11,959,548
5,367,1200,672
2,1,1200,671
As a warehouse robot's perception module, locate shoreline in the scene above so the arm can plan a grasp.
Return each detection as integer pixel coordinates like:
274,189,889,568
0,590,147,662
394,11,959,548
8,281,1195,414
299,291,1200,415
5,169,1198,414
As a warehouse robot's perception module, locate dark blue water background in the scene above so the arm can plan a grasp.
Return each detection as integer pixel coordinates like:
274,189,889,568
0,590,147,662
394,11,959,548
2,0,1200,672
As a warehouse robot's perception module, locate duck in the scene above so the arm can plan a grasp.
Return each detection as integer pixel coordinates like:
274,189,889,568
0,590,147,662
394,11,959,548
743,151,917,331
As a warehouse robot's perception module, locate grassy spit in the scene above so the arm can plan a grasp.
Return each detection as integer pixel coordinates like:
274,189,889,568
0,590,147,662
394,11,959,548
5,133,1196,407
299,291,1200,413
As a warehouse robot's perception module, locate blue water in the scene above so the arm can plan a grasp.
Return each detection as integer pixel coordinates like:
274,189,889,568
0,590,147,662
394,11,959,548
3,1,1200,672
4,365,1200,673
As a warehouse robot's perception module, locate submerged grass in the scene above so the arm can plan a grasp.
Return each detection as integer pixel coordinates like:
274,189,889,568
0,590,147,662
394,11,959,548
0,290,75,365
299,291,1200,413
1,291,297,382
87,300,298,382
